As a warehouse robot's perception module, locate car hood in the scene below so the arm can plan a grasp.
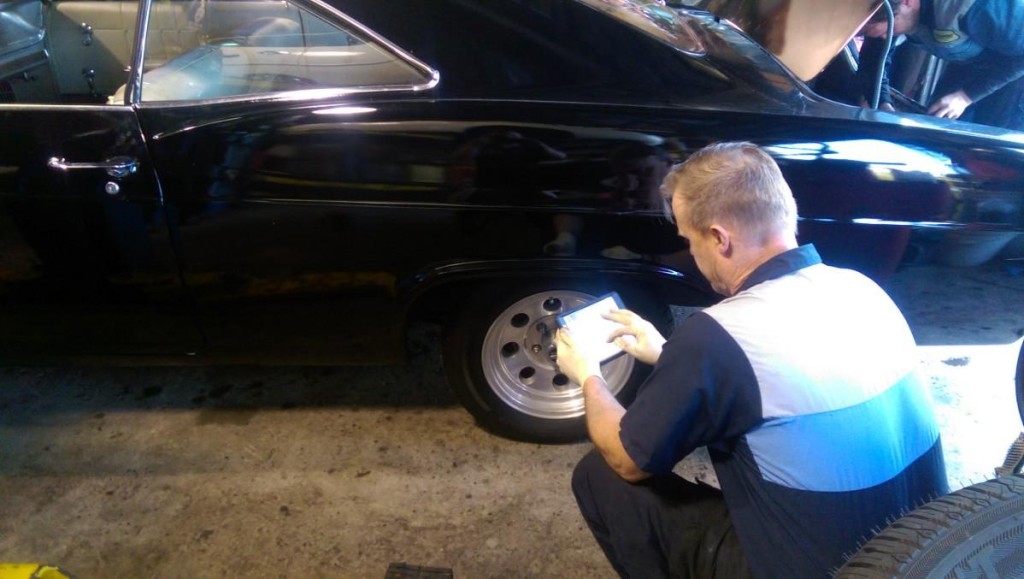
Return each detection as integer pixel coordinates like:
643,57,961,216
695,0,883,81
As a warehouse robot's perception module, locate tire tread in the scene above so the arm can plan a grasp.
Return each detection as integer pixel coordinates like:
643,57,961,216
836,474,1024,578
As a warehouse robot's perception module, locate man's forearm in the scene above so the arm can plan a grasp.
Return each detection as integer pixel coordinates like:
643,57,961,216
583,376,648,482
961,54,1024,103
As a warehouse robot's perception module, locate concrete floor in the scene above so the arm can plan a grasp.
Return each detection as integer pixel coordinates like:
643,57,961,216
1,261,1023,578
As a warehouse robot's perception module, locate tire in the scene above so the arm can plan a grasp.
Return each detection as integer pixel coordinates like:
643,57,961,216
1016,339,1023,428
442,282,673,443
836,474,1024,578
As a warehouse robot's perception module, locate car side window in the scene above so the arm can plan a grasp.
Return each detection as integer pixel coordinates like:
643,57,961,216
133,0,431,102
7,0,135,105
10,0,427,105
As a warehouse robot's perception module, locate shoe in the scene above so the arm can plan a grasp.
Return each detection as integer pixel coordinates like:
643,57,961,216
601,245,643,260
543,232,577,256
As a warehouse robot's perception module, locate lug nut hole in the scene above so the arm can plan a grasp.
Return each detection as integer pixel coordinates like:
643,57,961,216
519,367,536,384
542,297,563,312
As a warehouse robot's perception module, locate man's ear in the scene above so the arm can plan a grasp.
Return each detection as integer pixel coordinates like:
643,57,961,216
709,224,731,256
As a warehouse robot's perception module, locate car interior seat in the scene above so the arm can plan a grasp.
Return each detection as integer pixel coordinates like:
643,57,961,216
221,17,302,47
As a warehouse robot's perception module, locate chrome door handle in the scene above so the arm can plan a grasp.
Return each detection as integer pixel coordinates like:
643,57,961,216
48,156,139,179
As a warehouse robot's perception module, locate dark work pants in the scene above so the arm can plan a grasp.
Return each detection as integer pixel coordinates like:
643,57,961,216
572,449,752,579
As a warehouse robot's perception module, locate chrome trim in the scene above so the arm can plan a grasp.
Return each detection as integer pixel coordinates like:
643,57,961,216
47,156,139,178
304,0,439,85
126,0,153,106
0,103,129,111
131,0,439,108
134,80,439,110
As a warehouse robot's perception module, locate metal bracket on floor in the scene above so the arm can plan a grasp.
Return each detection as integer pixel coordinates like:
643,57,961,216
385,562,453,578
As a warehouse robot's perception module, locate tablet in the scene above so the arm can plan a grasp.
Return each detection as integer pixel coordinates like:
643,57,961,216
557,292,626,364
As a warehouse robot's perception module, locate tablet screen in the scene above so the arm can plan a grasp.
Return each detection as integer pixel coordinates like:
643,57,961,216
557,292,626,364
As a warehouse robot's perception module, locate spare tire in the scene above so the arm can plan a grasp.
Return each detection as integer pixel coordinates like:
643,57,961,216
836,474,1024,578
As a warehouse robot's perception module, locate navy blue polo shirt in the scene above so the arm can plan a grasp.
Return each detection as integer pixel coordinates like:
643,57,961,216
620,245,948,578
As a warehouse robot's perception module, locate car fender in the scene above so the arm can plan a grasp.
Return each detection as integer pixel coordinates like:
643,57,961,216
398,257,718,323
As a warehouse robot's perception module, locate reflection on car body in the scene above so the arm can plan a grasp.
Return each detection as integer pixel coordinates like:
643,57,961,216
0,0,1021,442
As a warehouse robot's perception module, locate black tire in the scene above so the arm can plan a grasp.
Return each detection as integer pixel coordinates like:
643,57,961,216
1016,339,1024,428
836,474,1024,578
442,281,673,443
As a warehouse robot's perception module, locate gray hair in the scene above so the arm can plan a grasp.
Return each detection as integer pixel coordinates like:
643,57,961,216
661,142,798,243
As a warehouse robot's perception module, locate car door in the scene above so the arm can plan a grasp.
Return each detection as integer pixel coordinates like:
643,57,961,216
128,0,440,364
0,0,201,358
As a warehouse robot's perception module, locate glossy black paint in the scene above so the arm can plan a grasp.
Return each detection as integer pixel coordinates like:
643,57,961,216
0,0,1022,363
0,107,199,355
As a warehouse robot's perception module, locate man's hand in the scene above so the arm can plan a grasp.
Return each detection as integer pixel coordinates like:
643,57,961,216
928,89,972,119
558,315,651,483
554,328,602,386
603,309,666,365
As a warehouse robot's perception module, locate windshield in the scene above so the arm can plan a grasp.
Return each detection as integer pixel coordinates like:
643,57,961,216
576,0,705,55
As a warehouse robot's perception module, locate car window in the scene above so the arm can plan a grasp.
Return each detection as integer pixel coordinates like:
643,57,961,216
131,0,430,102
0,0,46,103
13,0,429,106
10,0,139,104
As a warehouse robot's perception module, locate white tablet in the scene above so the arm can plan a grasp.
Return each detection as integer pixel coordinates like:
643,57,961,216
557,292,626,364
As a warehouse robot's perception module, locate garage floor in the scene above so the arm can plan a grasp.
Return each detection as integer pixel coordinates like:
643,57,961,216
1,261,1023,578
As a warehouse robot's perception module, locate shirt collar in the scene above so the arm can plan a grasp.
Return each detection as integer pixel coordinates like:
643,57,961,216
737,244,821,293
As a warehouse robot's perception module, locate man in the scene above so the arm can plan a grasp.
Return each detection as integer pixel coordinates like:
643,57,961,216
555,142,948,578
859,0,1024,129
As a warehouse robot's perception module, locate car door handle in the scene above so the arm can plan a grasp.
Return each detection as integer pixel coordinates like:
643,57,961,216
48,156,139,179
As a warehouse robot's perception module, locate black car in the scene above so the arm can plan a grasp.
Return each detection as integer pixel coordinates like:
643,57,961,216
1,0,1022,443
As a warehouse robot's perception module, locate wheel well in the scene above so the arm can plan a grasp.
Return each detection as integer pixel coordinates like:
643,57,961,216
436,278,679,442
403,271,716,326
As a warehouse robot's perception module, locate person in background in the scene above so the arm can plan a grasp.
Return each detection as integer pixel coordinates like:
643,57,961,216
555,142,948,578
859,0,1024,129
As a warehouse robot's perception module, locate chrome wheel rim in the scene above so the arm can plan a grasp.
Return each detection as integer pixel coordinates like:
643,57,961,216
481,290,634,420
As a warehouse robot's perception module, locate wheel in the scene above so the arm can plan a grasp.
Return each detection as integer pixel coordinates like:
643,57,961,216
442,282,672,443
836,474,1024,578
